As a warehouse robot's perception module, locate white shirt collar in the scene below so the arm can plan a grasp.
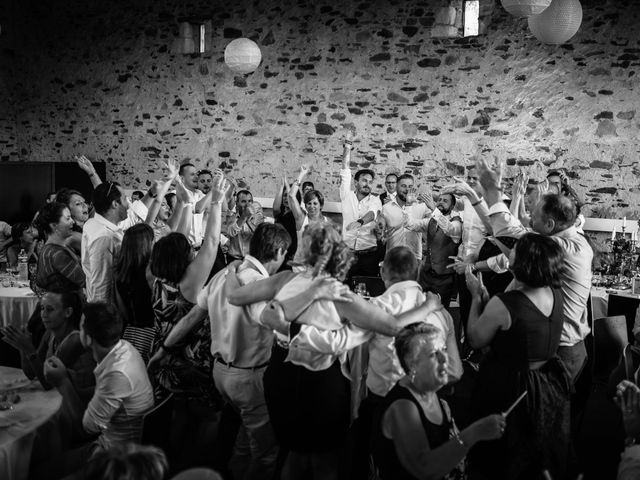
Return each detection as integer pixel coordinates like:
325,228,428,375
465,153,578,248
243,255,270,278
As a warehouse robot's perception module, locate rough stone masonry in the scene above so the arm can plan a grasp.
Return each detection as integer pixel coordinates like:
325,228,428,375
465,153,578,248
0,0,639,218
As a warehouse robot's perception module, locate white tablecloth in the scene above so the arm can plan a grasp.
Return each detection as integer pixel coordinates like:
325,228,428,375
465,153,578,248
0,367,62,480
0,287,39,329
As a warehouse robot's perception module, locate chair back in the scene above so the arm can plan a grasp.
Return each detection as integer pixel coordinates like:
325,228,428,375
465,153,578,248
351,276,386,297
592,315,628,382
141,392,175,451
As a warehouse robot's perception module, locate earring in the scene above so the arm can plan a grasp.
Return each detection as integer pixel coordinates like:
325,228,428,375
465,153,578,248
410,370,416,384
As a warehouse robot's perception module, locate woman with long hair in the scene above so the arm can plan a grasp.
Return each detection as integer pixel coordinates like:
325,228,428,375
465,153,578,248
226,222,443,480
115,223,155,363
147,172,228,402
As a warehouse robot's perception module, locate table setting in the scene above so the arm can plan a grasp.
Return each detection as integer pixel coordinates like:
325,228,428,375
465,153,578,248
0,271,38,329
0,366,62,480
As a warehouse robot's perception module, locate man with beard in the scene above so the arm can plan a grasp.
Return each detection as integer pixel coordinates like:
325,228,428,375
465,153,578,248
340,139,382,278
198,169,213,195
378,174,428,261
403,192,462,308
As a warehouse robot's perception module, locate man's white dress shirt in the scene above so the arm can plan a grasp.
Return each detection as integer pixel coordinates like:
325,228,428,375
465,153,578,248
339,169,382,251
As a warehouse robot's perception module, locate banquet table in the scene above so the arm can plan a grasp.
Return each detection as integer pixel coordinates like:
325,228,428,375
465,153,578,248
0,366,62,480
591,287,640,342
0,285,39,329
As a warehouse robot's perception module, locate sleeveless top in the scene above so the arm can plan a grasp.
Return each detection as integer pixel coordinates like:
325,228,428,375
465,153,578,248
372,384,466,480
492,289,564,365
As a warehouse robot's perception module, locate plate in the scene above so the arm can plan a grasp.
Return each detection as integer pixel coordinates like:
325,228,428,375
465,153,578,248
0,372,31,391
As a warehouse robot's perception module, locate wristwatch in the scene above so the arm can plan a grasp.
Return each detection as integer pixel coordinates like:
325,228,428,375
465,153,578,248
471,263,479,274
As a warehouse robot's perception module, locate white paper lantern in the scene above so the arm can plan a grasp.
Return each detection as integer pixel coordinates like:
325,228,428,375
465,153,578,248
224,38,262,74
528,0,582,45
501,0,552,16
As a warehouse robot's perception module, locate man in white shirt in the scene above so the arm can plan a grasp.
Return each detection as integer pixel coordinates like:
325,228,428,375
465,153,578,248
179,163,207,247
227,190,265,261
81,181,147,302
379,173,428,260
479,158,593,382
339,140,383,278
379,173,398,205
44,302,154,475
149,223,291,480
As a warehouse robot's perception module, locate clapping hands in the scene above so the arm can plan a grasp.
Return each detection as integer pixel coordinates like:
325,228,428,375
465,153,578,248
210,170,230,205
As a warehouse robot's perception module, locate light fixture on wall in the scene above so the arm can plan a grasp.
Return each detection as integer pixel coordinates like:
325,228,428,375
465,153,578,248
501,0,552,16
431,0,488,38
224,38,262,74
173,20,210,55
528,0,582,44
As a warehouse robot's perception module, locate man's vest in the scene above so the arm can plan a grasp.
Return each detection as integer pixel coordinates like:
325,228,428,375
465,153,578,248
423,215,461,275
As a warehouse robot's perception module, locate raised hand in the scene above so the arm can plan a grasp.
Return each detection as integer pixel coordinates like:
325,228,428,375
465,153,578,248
418,192,435,210
299,164,310,178
465,266,489,304
174,177,191,204
477,156,503,192
615,380,640,440
512,171,528,198
74,155,96,176
210,171,230,205
161,159,180,181
447,256,471,275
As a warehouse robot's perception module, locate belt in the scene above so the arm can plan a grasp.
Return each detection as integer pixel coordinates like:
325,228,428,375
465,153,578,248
214,356,268,370
353,246,377,255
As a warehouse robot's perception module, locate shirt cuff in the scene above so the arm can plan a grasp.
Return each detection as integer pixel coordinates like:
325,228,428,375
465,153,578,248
487,202,510,215
431,208,442,219
129,200,148,220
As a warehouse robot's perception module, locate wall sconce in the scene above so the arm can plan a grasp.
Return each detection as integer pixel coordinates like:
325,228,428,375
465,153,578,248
173,19,211,55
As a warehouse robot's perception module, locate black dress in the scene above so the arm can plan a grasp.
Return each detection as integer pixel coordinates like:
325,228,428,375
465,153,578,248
468,289,572,480
372,383,465,480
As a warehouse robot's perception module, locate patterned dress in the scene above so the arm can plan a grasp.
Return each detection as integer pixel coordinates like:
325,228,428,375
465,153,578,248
150,278,215,405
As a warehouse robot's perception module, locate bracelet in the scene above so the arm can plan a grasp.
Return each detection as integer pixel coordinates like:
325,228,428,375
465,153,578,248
453,432,468,449
148,191,158,199
471,198,483,207
357,218,364,225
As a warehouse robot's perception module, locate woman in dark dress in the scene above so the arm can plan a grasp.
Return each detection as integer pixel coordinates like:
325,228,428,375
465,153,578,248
465,233,572,480
372,323,505,480
115,223,155,363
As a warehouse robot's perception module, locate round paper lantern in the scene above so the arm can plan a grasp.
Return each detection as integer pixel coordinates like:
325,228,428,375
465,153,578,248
224,38,262,74
528,0,582,45
501,0,552,16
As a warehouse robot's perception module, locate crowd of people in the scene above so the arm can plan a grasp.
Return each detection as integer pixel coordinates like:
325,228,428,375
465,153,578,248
0,139,638,480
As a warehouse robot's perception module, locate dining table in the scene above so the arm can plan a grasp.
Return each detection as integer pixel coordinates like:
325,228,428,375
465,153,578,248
0,366,62,480
0,282,39,329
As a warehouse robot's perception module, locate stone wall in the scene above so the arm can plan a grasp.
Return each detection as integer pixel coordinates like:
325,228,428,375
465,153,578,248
2,0,640,217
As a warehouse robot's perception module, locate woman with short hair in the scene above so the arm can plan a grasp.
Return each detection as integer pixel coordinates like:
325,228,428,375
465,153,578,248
372,322,505,480
466,232,572,480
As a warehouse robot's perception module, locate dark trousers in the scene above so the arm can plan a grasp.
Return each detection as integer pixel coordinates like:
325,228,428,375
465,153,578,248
419,268,456,309
557,340,588,384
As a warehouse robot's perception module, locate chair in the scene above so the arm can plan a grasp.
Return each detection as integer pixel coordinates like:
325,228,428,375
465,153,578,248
141,392,175,452
592,315,628,382
351,276,386,297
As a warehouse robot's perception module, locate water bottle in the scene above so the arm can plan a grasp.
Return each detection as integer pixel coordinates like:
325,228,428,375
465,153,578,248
17,249,28,282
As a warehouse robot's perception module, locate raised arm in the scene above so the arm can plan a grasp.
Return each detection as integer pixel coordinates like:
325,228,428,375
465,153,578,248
273,177,287,216
465,267,510,349
179,171,228,303
289,166,309,230
145,160,180,226
339,138,354,200
75,155,102,188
